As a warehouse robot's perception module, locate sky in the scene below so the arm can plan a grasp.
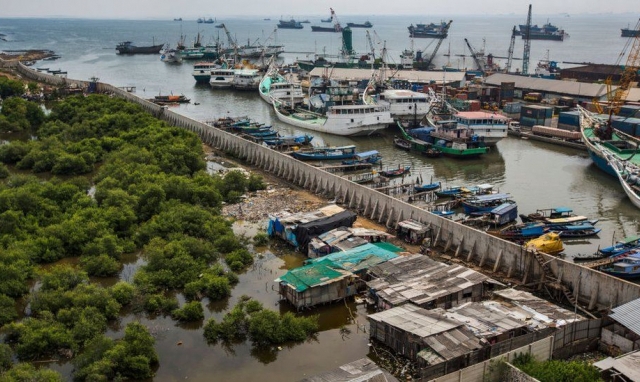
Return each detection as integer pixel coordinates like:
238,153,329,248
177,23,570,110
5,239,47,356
2,0,639,19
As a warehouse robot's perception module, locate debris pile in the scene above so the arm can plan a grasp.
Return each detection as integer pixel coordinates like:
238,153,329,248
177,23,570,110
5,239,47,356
222,186,325,222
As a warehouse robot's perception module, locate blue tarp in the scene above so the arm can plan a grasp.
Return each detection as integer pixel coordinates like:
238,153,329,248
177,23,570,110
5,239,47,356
306,243,398,273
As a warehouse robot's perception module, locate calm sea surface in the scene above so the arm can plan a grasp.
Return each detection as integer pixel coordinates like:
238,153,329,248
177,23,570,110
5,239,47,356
1,14,640,381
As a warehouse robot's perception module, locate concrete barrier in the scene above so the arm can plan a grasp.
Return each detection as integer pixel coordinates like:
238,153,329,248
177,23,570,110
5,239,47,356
16,63,640,311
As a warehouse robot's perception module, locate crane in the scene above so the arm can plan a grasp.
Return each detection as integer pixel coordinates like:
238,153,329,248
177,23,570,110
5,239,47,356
594,18,640,116
464,38,484,72
220,23,238,51
505,25,517,73
329,8,342,32
522,4,532,75
421,20,453,69
365,30,376,60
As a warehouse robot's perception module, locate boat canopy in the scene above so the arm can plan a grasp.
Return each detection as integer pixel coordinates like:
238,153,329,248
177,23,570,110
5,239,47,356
491,202,517,215
558,223,595,231
470,193,511,202
477,184,494,191
552,207,573,213
546,216,589,224
354,150,380,160
621,235,640,244
316,145,356,151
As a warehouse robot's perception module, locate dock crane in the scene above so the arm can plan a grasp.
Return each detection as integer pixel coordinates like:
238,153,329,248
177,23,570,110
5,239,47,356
464,38,485,72
594,18,640,116
330,8,342,32
365,30,376,60
522,4,532,75
505,26,517,73
220,23,238,52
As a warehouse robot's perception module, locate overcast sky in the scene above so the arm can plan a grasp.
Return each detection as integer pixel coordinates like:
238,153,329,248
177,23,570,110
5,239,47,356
2,0,639,19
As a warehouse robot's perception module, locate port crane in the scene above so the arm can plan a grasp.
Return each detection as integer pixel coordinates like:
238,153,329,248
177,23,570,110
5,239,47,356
522,4,532,75
365,30,376,60
505,26,517,73
594,18,640,115
220,23,238,52
330,8,342,32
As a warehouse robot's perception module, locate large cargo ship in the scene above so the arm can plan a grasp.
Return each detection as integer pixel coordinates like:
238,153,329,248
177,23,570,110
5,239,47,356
277,19,304,29
518,22,566,41
407,21,450,38
116,41,164,54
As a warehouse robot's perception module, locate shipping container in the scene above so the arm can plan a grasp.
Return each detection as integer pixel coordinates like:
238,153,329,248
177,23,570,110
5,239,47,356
521,105,553,119
504,102,522,114
558,111,581,127
520,116,546,127
500,81,516,90
618,105,640,118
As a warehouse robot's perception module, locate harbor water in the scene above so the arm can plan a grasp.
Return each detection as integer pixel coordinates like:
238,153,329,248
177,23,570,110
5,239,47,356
2,14,640,381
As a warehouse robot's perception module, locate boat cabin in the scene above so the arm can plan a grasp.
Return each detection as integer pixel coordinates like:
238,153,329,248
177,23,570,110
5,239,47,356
376,89,430,118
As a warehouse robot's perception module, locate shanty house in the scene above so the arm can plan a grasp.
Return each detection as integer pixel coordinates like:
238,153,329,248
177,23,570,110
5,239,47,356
277,263,357,310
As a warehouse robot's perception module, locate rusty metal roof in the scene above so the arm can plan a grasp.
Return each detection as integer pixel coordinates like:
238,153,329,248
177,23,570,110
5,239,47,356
484,73,611,99
299,357,399,382
609,297,640,336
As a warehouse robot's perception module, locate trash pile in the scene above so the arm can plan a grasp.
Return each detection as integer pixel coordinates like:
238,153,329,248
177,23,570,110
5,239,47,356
222,186,325,222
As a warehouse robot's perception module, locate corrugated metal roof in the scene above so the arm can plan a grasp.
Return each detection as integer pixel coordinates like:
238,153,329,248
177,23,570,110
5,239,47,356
493,288,585,326
439,302,528,338
484,73,612,99
367,254,495,307
299,357,399,382
609,297,640,336
369,304,461,337
308,67,465,84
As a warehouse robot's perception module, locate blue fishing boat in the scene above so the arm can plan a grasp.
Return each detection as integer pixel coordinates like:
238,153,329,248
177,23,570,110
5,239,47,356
485,202,518,226
491,222,548,241
461,193,513,214
600,252,640,280
291,145,357,161
552,223,601,238
380,165,411,178
436,186,463,198
263,134,314,146
414,182,441,193
341,150,382,165
575,235,640,262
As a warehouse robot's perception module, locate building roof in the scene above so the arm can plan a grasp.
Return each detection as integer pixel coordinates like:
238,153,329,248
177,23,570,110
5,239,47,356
436,301,528,338
594,351,640,382
609,297,640,336
484,73,611,99
369,304,483,364
493,288,585,328
367,254,497,307
307,243,399,273
308,68,465,84
299,357,399,382
278,263,353,292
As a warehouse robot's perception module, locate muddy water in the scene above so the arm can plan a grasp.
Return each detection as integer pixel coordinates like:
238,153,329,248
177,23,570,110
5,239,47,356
46,220,373,381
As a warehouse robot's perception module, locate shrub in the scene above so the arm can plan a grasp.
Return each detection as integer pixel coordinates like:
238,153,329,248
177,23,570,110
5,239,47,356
81,254,121,277
172,301,204,322
252,232,269,246
225,248,253,272
143,293,178,315
109,282,135,305
0,294,17,326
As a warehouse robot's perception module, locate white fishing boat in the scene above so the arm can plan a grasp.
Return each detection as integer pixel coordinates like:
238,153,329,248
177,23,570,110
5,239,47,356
272,99,393,137
209,68,235,89
232,69,261,90
259,66,304,105
160,48,182,64
192,61,218,83
374,89,431,120
603,149,640,209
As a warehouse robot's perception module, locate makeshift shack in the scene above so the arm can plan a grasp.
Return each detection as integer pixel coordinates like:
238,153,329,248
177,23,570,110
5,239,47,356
277,263,357,310
307,226,394,258
396,219,431,244
367,254,500,310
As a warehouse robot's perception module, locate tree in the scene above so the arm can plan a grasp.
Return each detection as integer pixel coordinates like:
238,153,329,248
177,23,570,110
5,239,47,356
0,363,63,382
172,301,204,322
0,294,18,326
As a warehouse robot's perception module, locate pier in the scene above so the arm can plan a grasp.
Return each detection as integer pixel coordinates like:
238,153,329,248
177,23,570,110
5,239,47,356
15,61,640,313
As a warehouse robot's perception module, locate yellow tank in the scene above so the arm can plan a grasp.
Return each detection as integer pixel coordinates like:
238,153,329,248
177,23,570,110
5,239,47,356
525,232,564,255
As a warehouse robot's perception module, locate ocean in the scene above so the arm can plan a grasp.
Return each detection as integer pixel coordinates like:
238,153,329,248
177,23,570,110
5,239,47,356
1,14,640,380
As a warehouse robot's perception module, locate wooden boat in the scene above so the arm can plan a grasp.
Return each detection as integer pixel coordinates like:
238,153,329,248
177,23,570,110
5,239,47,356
291,145,357,161
263,134,314,146
151,94,190,104
603,149,640,210
422,147,443,158
414,181,441,193
574,235,640,262
553,223,601,238
599,253,640,280
525,232,564,255
468,201,518,226
436,186,463,198
341,150,382,165
380,166,411,178
393,136,412,151
461,193,513,214
491,222,548,241
342,171,381,184
519,207,593,224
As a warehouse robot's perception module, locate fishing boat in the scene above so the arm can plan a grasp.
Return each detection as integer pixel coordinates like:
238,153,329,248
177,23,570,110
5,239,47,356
554,223,601,238
599,253,640,280
397,119,488,159
232,69,262,91
461,193,514,214
374,89,431,120
491,222,548,241
407,21,450,38
160,48,182,64
346,21,373,28
343,171,381,184
393,136,412,150
525,232,564,255
277,19,304,29
291,145,357,161
116,41,164,54
600,235,640,257
192,61,219,83
380,165,411,178
209,68,236,88
467,201,519,227
452,111,510,146
520,207,587,223
258,66,305,106
436,186,463,198
414,182,441,193
150,94,190,104
603,149,640,209
273,99,393,137
263,134,314,146
342,150,382,165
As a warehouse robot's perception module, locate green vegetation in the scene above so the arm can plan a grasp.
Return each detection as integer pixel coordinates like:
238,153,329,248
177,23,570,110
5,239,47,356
0,91,270,379
253,232,269,246
511,353,603,382
204,296,318,346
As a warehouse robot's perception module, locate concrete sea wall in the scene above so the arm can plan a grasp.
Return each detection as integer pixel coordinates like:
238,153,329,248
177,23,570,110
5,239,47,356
15,63,640,311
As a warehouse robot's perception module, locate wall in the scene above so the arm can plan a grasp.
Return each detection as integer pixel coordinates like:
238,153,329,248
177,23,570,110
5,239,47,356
15,63,640,312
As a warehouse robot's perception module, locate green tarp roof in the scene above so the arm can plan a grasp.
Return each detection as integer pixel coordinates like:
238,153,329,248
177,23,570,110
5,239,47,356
278,263,348,292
